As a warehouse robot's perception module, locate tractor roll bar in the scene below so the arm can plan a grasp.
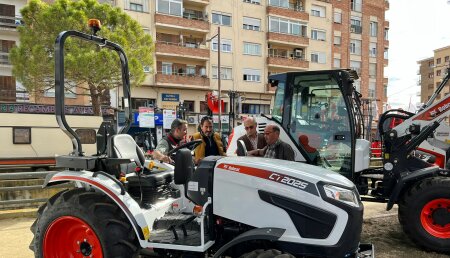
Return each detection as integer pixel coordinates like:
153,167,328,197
55,30,132,157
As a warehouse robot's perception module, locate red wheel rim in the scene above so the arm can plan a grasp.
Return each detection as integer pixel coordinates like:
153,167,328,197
43,216,103,257
420,198,450,239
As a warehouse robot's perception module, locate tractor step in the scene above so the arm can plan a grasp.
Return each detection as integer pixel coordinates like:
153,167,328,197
153,213,197,230
149,227,209,246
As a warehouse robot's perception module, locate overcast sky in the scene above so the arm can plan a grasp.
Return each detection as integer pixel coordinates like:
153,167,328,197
385,0,450,111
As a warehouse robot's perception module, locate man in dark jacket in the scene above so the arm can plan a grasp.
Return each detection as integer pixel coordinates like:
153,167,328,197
153,119,187,163
249,125,295,161
237,117,266,152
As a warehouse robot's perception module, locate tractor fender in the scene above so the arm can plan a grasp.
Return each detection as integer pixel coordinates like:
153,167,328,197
386,166,439,210
43,170,150,243
212,227,286,258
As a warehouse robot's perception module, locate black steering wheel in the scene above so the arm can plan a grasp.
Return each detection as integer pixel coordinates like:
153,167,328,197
167,139,203,157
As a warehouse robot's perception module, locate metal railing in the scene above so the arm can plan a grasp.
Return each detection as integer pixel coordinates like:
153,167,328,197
268,49,306,60
0,171,72,209
157,70,208,78
156,40,208,49
268,1,305,12
0,52,10,65
0,15,23,29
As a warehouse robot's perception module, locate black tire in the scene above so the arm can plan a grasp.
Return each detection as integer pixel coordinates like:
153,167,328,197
239,249,295,258
30,188,139,257
398,176,450,253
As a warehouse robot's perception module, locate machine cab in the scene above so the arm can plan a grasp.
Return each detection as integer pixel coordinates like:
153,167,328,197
270,70,364,179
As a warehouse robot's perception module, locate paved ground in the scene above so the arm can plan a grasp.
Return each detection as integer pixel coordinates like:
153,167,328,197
0,202,446,258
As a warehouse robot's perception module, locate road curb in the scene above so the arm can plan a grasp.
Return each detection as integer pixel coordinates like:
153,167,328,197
0,208,37,220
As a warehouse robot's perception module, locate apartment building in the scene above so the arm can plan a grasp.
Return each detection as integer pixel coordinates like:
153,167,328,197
1,0,389,120
418,45,450,104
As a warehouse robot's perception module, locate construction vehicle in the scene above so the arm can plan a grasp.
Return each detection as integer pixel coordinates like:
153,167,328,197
228,69,450,253
30,24,373,257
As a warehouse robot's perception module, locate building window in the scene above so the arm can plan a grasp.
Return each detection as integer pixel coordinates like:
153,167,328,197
186,66,196,76
268,0,289,8
311,29,326,41
369,42,377,57
183,100,195,112
384,28,389,40
243,0,261,4
130,2,143,12
350,60,361,75
369,63,377,78
131,98,156,109
436,58,441,64
311,5,326,17
212,12,232,26
437,69,441,76
162,62,173,75
351,0,362,12
369,82,376,98
334,12,342,23
350,39,362,55
428,73,434,79
243,42,261,56
333,58,341,68
243,17,261,31
350,16,362,34
428,61,434,67
243,68,261,82
384,48,389,59
242,104,270,114
212,66,232,80
157,0,181,16
269,16,306,36
445,56,449,62
211,38,232,53
334,35,341,45
370,21,378,37
311,52,326,64
13,127,31,144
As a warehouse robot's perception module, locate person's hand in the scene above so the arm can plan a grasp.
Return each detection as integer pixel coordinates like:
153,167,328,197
195,157,203,165
162,155,173,163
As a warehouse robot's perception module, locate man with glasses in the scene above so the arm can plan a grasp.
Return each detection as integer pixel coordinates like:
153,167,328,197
249,125,295,161
237,117,266,153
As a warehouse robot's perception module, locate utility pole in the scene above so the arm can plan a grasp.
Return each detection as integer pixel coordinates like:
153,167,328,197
217,26,222,134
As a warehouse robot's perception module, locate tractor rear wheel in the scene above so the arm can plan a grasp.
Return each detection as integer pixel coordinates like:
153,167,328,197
30,188,139,257
398,176,450,253
239,249,295,258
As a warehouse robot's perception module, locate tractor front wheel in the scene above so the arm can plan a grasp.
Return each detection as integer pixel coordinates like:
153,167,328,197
398,176,450,253
30,188,139,257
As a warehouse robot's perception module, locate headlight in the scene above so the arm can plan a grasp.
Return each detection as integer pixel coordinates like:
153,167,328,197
323,184,360,207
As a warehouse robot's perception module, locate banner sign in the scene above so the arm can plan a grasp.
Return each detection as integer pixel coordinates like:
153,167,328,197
138,107,155,128
163,109,176,129
0,103,110,115
162,93,179,102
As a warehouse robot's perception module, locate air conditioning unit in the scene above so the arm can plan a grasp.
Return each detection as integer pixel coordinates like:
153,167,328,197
187,115,198,124
294,49,303,58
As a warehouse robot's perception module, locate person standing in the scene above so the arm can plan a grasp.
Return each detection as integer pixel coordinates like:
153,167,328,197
193,116,225,164
248,125,295,161
153,119,188,163
237,117,266,152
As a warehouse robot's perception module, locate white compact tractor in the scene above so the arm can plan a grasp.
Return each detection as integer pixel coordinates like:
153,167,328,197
228,69,450,253
29,25,373,257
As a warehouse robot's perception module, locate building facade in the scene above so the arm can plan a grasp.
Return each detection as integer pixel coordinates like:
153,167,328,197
418,45,450,105
1,0,389,121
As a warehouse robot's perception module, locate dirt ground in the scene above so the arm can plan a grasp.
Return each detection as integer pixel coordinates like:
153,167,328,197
0,202,448,258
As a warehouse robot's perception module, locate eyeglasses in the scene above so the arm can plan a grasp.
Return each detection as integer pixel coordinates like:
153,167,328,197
244,125,254,130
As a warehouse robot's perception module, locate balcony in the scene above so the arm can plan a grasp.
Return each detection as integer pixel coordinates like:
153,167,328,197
155,72,210,89
267,32,309,47
385,0,390,10
350,25,362,34
0,15,22,31
184,0,209,6
266,3,308,21
155,12,209,33
267,51,309,70
155,41,209,60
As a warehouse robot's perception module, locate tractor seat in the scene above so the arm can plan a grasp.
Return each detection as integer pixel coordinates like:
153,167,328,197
108,134,174,188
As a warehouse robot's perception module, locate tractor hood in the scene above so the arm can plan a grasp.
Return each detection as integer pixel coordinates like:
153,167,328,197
216,156,355,189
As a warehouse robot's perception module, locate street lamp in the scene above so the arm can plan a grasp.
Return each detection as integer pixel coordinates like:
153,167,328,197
207,27,222,133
